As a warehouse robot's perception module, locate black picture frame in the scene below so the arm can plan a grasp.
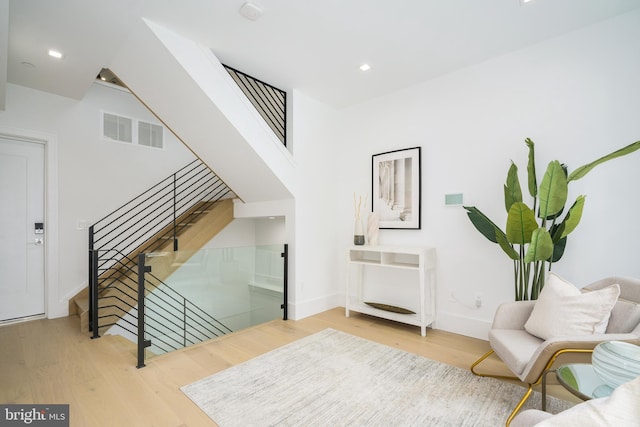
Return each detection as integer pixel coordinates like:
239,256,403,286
372,147,421,229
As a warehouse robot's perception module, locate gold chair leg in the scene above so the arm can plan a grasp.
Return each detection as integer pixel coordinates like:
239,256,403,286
470,349,519,381
470,349,495,376
472,349,533,426
506,384,533,427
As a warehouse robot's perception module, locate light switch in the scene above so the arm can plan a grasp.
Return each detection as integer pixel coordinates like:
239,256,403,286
76,219,92,230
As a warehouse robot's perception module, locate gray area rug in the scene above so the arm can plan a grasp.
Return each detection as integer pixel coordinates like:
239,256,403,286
181,328,573,426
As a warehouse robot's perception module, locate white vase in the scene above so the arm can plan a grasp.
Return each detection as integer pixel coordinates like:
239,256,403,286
354,218,365,245
592,341,640,389
367,212,379,246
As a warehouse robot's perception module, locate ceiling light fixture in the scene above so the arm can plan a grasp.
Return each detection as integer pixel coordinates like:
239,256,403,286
359,64,371,72
239,2,263,21
48,49,63,59
520,0,534,4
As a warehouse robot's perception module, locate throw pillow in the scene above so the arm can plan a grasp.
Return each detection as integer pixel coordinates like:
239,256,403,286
524,273,620,340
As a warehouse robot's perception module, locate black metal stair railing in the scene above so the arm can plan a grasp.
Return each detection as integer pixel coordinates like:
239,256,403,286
136,253,237,368
89,248,234,368
88,159,235,340
224,65,286,146
90,159,232,268
136,244,289,368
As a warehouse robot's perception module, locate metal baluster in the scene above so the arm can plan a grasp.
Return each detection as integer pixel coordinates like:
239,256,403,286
137,254,152,369
173,172,178,251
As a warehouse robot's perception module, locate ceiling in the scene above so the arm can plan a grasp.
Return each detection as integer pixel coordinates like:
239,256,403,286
3,0,640,108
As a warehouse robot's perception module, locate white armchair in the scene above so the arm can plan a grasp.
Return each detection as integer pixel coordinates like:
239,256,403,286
471,275,640,426
511,376,640,426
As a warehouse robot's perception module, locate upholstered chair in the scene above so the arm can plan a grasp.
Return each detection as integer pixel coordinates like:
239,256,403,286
470,274,640,426
510,376,640,426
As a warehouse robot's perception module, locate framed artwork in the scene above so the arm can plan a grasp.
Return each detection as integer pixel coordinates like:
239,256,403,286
372,147,421,229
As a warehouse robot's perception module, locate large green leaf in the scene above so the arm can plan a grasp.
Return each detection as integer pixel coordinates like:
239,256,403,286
524,228,554,263
463,206,505,244
506,202,538,244
525,138,537,198
496,231,519,260
551,236,567,262
568,140,640,182
549,223,564,243
504,162,522,212
560,195,586,238
538,160,568,219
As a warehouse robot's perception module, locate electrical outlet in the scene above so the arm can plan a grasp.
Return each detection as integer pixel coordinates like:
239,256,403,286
474,293,483,308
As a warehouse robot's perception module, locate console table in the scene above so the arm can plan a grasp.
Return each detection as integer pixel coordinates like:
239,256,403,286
345,246,436,336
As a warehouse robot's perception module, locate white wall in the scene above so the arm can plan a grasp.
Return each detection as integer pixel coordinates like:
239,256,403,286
329,10,640,338
0,82,195,316
200,217,286,249
288,90,344,319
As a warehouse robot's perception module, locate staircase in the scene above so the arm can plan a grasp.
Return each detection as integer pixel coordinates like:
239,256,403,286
69,160,235,334
80,23,294,365
69,198,233,332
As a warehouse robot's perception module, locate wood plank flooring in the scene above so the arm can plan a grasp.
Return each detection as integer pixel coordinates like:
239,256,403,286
0,308,578,426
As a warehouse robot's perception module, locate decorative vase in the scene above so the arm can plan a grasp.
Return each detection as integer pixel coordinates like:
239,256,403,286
592,341,640,389
354,218,365,245
367,212,379,246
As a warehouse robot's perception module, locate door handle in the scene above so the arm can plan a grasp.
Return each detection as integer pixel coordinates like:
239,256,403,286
27,238,44,246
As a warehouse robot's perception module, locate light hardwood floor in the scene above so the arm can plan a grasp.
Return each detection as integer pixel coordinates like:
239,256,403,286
0,308,577,426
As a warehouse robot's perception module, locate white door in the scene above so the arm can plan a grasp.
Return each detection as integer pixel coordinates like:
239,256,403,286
0,137,45,322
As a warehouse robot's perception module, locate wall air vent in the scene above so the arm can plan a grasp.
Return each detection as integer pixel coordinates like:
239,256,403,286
103,112,132,143
138,121,163,148
101,112,164,149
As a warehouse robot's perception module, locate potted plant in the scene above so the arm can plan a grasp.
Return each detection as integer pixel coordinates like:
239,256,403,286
464,138,640,300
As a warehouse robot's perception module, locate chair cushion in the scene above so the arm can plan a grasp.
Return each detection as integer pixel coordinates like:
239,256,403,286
583,277,640,333
607,299,640,334
490,329,544,378
524,273,620,340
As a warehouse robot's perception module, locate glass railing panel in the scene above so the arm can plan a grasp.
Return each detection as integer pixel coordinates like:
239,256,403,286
142,244,285,358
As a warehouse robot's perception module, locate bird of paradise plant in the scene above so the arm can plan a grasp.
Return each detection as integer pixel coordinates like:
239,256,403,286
464,138,640,301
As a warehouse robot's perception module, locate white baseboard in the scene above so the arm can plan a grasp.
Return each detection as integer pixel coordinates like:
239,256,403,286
62,281,87,302
288,293,341,320
435,312,491,340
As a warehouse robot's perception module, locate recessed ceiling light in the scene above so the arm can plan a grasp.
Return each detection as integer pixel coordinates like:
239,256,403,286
48,49,63,59
359,64,371,72
520,0,534,4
